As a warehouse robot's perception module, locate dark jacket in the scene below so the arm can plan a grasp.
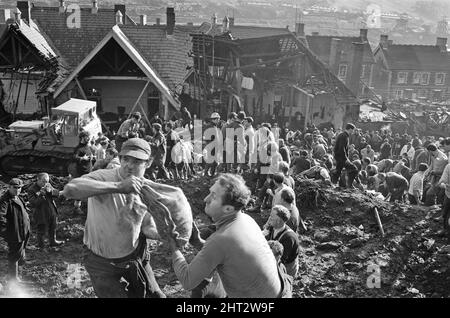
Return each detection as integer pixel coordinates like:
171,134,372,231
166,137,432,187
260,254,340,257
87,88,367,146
334,131,350,161
74,143,94,176
150,132,167,165
0,191,30,242
266,226,299,265
28,182,59,226
279,146,291,166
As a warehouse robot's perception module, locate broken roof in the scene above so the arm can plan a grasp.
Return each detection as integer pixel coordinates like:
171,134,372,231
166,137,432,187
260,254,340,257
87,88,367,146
306,35,375,65
375,44,450,71
198,22,292,40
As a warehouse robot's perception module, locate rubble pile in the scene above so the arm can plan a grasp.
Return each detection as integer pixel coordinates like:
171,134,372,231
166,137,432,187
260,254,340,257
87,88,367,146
0,174,449,297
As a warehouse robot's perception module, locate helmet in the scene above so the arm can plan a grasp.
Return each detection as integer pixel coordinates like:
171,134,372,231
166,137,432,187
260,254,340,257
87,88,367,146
210,112,220,119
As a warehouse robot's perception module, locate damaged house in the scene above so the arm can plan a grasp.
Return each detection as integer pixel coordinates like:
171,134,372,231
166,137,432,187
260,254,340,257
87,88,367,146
0,1,196,128
189,17,360,129
304,27,376,99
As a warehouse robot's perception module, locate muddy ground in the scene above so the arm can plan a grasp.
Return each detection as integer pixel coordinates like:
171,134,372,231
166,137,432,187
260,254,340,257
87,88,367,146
0,174,449,298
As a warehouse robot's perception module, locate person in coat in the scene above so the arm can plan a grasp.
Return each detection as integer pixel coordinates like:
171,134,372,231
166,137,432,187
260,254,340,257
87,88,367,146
28,173,64,248
0,178,30,284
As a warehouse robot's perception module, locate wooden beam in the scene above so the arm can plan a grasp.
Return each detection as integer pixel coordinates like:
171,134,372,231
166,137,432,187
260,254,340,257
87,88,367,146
128,80,151,119
99,55,116,73
0,51,13,65
229,54,304,71
83,76,149,81
11,36,17,67
117,59,130,74
75,77,88,100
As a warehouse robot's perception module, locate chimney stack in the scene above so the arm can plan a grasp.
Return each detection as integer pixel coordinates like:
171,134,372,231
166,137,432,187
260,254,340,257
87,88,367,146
13,7,21,25
156,17,161,25
115,10,123,25
360,28,368,41
436,37,447,52
0,9,12,24
380,34,389,48
114,5,126,25
329,38,342,74
166,7,175,35
92,0,98,14
140,14,147,25
187,22,194,26
59,0,65,14
347,42,365,96
212,13,217,25
311,31,319,36
229,17,234,27
295,23,305,36
223,16,229,32
16,1,31,23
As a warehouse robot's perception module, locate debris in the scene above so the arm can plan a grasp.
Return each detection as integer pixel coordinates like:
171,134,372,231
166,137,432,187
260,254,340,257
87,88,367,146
316,241,342,251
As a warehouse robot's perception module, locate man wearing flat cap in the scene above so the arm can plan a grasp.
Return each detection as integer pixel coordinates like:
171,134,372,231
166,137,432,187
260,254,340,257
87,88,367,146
62,138,165,298
0,178,30,285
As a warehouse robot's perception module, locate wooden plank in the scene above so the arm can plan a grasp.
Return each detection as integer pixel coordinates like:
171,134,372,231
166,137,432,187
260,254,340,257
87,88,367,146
75,77,88,100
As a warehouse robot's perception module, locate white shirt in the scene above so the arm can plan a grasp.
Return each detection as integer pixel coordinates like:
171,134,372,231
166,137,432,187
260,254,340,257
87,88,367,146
408,171,425,196
83,168,148,258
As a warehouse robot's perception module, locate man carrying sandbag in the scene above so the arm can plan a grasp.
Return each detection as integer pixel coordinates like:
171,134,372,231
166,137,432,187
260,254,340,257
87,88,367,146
144,173,291,298
62,138,165,298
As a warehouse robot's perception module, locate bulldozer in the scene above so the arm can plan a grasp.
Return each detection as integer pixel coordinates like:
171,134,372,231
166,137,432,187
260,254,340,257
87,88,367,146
0,98,102,177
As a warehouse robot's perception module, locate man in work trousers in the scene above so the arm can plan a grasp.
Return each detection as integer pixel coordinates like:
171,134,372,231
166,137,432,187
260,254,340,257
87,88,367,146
28,172,64,248
332,123,358,188
62,138,166,298
0,178,30,285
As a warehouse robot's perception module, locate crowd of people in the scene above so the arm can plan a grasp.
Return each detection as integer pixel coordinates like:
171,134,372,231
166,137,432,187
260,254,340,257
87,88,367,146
1,106,450,298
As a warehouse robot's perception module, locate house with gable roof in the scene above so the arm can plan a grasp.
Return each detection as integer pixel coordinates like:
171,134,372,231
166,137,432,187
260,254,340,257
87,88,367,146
372,34,450,102
0,1,197,125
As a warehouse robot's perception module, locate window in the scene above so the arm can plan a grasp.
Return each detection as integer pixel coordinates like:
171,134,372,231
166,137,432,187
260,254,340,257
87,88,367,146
147,85,160,118
435,73,446,85
413,72,421,84
360,64,366,78
395,89,403,99
397,72,408,84
418,89,428,98
338,64,347,79
420,72,429,85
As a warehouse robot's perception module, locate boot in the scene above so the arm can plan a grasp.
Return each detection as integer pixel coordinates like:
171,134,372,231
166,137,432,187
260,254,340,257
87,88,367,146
49,229,64,247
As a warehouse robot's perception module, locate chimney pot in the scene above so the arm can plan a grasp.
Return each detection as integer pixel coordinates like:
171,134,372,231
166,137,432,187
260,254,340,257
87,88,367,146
115,10,123,25
13,7,21,24
92,0,98,14
166,7,175,35
212,13,217,25
16,1,31,23
312,31,319,36
187,22,194,26
156,17,161,26
59,0,65,14
295,23,305,36
114,5,126,25
436,37,448,52
229,17,234,27
140,14,147,25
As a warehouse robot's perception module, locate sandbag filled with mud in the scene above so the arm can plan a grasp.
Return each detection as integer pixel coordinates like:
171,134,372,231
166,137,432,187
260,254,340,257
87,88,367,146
141,180,193,246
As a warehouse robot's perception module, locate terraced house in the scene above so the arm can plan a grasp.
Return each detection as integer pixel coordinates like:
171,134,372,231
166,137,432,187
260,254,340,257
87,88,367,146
373,34,450,102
